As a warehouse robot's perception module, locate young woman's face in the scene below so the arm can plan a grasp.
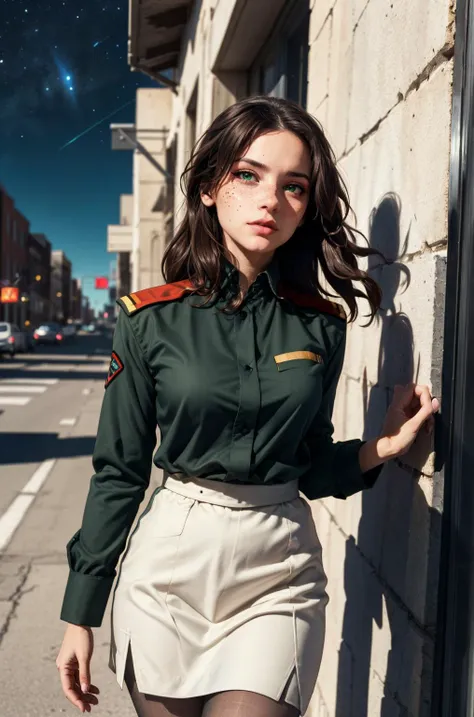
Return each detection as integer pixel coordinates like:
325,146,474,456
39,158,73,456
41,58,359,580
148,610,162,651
201,130,311,262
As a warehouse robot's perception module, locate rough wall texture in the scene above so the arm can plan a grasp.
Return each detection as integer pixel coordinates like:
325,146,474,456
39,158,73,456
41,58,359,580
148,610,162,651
161,0,454,713
307,1,454,715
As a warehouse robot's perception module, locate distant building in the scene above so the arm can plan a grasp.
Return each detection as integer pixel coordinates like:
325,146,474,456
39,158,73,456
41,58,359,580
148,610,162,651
51,250,72,323
71,278,83,321
28,233,52,326
108,193,132,302
0,185,30,324
82,296,95,324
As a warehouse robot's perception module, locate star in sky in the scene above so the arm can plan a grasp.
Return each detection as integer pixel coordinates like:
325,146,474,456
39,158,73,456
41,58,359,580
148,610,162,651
0,0,135,141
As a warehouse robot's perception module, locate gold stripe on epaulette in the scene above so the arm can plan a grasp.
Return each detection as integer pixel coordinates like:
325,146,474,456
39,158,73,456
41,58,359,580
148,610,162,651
274,351,323,365
121,295,137,314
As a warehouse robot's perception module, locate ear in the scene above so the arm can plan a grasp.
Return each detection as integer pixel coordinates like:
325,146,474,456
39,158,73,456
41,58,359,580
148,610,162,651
200,191,215,207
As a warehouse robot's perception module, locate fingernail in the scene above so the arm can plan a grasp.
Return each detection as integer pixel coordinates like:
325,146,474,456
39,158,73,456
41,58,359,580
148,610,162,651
81,683,88,693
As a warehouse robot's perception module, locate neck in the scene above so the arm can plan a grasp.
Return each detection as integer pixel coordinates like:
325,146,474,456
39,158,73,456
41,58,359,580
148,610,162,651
223,243,275,293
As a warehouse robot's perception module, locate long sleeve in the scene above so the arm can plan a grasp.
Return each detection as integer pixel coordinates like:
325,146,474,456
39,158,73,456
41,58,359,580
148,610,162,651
60,309,158,627
299,326,382,501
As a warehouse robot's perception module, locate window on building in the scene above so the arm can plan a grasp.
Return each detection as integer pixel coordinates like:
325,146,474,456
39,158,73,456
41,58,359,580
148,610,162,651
249,1,309,108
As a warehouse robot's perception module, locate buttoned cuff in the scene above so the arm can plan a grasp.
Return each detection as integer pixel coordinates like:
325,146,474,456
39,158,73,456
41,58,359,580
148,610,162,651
333,439,383,499
60,570,114,627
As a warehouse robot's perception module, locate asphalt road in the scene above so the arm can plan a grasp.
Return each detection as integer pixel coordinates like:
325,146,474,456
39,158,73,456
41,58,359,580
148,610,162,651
0,333,160,716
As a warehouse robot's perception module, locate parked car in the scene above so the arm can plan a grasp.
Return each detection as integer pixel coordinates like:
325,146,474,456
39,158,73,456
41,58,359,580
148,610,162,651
0,322,28,357
33,322,64,346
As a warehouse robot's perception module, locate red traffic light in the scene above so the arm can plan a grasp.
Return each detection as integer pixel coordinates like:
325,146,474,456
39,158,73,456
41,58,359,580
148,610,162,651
95,276,109,289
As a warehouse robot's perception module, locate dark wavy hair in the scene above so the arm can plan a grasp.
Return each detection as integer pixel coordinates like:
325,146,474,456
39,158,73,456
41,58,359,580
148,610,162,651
162,95,384,322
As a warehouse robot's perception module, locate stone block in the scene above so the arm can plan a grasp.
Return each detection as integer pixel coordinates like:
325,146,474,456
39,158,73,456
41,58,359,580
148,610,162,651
347,0,452,148
378,460,434,626
342,253,439,406
309,0,334,44
340,61,452,255
308,16,332,112
324,0,356,157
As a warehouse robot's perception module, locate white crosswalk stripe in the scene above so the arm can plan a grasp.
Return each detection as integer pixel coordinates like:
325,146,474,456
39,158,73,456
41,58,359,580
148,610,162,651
0,397,31,406
0,386,47,393
0,378,59,385
0,376,59,409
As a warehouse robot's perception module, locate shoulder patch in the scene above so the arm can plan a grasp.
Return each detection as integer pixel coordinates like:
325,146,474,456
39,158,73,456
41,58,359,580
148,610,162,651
117,280,195,316
277,282,347,321
105,351,124,388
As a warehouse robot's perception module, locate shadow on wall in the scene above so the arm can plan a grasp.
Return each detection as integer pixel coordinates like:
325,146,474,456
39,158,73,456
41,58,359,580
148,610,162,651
334,194,441,717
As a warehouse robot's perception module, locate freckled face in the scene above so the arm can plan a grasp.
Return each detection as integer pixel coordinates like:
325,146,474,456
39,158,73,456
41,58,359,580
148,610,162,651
201,130,311,260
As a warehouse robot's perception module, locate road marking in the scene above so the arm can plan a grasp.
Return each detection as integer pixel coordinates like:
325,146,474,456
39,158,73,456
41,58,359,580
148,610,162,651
0,459,56,551
0,397,31,406
21,458,56,494
0,386,47,393
0,496,35,551
59,417,77,426
82,388,91,395
0,378,59,385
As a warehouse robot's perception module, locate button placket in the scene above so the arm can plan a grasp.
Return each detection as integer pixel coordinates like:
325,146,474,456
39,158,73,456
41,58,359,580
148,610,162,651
229,305,260,478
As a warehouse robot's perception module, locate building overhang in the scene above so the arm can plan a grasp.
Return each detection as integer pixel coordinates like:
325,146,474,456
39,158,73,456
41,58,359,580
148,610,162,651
128,0,193,83
107,225,133,254
210,0,288,72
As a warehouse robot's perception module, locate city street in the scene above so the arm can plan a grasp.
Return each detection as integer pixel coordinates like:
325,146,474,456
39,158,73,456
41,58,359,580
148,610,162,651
0,332,146,716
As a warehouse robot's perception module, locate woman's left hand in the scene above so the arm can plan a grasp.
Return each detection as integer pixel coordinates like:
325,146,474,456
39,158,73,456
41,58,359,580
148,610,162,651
379,383,440,459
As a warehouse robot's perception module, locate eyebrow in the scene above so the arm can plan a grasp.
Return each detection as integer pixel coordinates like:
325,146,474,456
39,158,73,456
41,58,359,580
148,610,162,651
235,157,310,182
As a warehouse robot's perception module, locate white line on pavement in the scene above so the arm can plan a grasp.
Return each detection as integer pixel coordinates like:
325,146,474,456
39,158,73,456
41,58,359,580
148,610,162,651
0,397,31,406
0,496,35,551
82,388,91,395
21,458,56,494
0,459,56,551
0,386,47,393
59,418,77,426
0,378,59,385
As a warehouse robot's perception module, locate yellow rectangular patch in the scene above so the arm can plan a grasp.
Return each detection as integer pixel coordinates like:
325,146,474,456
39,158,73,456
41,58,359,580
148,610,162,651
274,350,323,365
121,295,137,314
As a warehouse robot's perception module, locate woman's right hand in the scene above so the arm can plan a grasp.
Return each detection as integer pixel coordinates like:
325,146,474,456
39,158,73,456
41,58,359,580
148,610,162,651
56,623,100,713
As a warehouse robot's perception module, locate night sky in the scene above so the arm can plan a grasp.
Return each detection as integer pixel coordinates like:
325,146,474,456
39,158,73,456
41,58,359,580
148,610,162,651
0,0,156,310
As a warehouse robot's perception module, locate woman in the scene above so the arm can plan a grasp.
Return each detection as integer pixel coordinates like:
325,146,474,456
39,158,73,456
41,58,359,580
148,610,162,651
56,96,439,717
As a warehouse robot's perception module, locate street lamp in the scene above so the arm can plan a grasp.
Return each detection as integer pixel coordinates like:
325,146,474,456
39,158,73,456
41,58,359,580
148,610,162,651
35,274,42,282
56,291,62,298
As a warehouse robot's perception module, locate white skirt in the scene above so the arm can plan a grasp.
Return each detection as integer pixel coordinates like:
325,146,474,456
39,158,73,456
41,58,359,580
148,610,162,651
109,474,328,714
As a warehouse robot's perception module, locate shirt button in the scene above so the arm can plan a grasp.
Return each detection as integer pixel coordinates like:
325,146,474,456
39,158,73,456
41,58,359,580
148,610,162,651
244,364,253,373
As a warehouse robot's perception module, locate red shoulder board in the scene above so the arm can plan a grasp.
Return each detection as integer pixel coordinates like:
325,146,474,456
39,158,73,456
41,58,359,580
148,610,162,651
117,280,195,316
277,282,347,321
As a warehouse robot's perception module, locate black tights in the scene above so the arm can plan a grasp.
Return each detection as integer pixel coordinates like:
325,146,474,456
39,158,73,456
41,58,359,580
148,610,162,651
124,650,300,717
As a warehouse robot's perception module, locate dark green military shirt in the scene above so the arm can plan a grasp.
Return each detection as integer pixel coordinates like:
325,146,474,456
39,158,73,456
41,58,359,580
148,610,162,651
60,256,381,627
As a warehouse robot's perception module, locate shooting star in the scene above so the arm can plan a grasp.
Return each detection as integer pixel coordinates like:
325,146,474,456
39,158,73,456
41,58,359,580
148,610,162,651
93,36,110,48
59,99,136,151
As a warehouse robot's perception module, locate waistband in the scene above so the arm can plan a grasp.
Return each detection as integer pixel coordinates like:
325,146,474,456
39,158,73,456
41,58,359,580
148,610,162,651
163,473,300,508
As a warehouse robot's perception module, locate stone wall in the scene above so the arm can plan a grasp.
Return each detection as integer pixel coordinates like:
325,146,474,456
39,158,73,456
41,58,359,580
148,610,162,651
306,1,454,714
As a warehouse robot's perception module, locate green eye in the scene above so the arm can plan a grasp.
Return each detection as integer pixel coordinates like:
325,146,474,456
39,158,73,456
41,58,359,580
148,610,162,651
285,184,305,195
236,171,255,181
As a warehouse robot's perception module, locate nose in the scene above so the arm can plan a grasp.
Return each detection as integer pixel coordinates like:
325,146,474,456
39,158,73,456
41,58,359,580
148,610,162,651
258,183,280,213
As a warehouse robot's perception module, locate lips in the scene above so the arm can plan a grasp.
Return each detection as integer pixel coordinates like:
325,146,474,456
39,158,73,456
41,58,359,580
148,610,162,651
248,219,278,230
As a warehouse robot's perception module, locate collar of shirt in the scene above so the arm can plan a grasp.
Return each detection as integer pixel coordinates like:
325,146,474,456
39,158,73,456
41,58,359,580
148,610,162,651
219,253,281,302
